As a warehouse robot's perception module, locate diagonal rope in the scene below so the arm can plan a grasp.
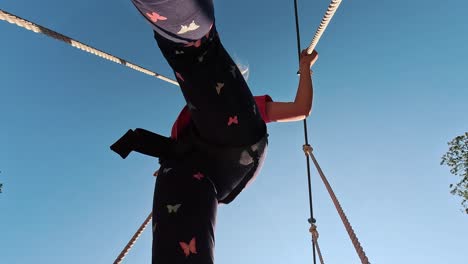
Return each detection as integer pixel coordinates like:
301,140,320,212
292,1,370,263
304,145,370,264
114,212,153,264
0,9,179,86
306,0,343,55
294,0,344,262
309,224,325,264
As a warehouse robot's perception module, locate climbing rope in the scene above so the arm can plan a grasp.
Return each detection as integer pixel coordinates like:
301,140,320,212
306,0,343,55
293,0,344,263
303,145,370,264
295,1,371,263
309,224,325,264
0,9,178,86
114,212,153,264
292,0,317,262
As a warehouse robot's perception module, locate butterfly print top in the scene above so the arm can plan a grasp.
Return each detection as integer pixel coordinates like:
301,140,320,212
171,95,273,139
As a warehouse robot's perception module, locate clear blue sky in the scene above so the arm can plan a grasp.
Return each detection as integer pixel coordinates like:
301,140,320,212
1,0,467,263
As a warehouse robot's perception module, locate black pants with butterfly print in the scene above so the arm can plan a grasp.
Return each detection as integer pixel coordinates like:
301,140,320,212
131,1,268,263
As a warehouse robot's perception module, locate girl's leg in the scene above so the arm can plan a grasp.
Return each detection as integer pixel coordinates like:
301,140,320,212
152,161,218,264
132,0,267,147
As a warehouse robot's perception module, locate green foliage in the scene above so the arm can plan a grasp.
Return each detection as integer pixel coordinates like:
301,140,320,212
441,132,468,214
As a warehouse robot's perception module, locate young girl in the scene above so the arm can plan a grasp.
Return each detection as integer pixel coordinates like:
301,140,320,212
111,0,318,263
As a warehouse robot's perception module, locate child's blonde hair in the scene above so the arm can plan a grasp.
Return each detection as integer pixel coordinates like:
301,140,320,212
233,56,250,81
237,63,249,81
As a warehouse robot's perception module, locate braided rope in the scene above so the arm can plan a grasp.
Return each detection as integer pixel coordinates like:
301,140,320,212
114,212,153,264
0,9,179,86
296,1,344,263
309,224,325,264
306,0,343,54
304,145,370,264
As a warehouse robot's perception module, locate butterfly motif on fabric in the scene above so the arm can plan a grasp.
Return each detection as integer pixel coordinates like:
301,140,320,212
176,72,185,82
193,172,204,180
167,204,182,213
253,104,257,115
228,116,239,126
175,50,185,55
216,82,224,95
177,21,200,34
163,168,172,174
179,237,197,257
185,39,202,48
146,12,167,23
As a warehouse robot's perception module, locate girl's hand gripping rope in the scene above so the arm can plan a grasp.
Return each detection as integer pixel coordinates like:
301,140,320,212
299,49,319,75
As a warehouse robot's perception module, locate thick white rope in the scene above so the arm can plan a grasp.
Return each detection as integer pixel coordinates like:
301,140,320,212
306,0,343,54
0,9,179,86
304,145,370,264
113,212,153,264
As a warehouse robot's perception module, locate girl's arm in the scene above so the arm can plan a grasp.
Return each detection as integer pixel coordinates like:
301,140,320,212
266,50,318,122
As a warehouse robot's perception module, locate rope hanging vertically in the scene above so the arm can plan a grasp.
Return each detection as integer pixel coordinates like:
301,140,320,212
292,0,317,263
0,9,179,86
296,1,371,261
113,212,153,264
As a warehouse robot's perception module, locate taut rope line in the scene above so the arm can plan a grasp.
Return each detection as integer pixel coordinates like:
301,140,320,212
0,9,179,86
113,212,152,264
306,0,343,55
293,0,343,263
0,3,344,82
304,145,370,264
309,224,325,264
292,0,317,262
296,1,371,263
